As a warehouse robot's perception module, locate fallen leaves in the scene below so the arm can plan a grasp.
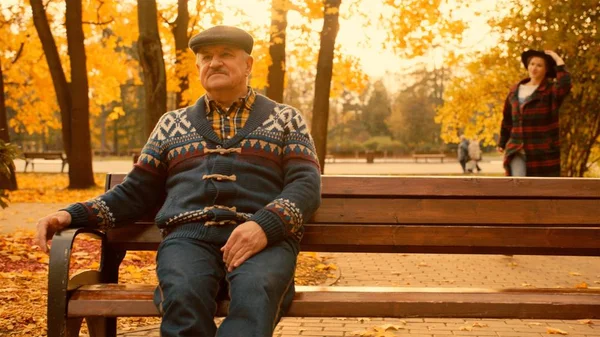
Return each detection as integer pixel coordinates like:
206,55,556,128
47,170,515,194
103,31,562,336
547,327,569,335
7,173,105,204
0,229,336,335
351,322,405,336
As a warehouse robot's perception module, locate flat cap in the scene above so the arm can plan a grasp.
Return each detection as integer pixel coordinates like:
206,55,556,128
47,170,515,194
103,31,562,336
188,25,254,54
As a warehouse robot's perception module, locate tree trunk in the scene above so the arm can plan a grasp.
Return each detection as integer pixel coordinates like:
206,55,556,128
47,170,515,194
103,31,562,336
562,103,600,177
311,0,341,172
31,0,95,188
65,0,95,188
30,0,72,157
172,0,189,108
0,57,17,190
138,0,167,138
266,0,289,103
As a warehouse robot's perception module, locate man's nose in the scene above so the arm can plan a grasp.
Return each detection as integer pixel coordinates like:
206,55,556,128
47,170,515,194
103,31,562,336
209,57,223,67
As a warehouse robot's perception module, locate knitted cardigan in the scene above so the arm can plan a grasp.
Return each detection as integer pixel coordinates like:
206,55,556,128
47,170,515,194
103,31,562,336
64,94,322,245
498,66,572,176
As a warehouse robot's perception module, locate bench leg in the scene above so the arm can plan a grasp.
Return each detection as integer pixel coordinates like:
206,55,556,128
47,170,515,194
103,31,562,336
66,317,84,337
86,317,117,337
48,316,83,337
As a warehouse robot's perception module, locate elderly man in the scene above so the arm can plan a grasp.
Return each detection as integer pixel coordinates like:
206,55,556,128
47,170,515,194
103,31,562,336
35,25,322,337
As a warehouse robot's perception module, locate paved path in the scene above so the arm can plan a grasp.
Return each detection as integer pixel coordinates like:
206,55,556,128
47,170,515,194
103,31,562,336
115,252,600,337
11,156,506,175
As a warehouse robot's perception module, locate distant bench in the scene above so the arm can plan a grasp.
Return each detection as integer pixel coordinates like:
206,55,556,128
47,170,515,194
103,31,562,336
412,153,446,163
23,151,68,173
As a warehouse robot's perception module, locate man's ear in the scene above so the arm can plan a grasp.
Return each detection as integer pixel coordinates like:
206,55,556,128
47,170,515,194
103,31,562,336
246,55,254,76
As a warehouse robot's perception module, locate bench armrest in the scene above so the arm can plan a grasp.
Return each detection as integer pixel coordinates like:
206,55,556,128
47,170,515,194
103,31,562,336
47,228,125,326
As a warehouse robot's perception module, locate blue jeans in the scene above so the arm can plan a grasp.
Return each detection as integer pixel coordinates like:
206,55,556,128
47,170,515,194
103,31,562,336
510,152,527,176
154,236,298,337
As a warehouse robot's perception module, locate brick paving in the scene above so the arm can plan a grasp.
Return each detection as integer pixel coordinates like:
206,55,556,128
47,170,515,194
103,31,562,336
115,253,600,337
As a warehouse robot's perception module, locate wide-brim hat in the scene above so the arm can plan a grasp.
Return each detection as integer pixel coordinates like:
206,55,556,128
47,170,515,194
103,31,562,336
188,25,254,54
521,49,557,78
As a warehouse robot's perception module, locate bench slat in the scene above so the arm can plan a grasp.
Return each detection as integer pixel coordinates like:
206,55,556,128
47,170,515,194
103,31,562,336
68,284,600,319
315,198,600,225
104,225,600,255
106,174,600,198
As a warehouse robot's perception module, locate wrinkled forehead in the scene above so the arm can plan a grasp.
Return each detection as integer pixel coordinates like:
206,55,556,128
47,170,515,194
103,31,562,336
196,44,244,55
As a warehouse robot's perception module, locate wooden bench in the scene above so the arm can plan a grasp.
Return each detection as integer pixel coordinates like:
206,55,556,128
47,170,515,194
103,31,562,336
412,153,446,163
47,175,600,336
23,151,68,173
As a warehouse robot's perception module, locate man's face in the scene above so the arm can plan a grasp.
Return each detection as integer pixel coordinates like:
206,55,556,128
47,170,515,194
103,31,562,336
195,44,253,93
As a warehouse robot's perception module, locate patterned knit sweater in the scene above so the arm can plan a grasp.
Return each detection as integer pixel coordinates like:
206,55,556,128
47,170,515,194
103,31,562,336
64,94,322,245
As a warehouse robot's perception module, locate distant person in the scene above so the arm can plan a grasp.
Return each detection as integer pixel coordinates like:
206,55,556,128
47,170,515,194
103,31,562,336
497,49,572,176
34,25,321,337
457,135,469,174
467,136,482,173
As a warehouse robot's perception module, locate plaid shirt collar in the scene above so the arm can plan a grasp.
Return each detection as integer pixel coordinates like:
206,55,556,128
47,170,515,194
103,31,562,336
205,87,255,115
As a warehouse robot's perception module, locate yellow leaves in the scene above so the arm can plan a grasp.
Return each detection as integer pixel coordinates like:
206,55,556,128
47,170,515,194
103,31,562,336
435,50,520,146
315,262,337,271
575,282,589,289
7,173,105,203
547,327,569,335
295,252,338,285
578,319,594,325
325,7,340,15
351,322,405,337
108,106,126,121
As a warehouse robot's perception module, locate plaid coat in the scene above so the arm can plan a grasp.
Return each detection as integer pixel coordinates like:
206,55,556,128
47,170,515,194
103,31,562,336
498,66,572,176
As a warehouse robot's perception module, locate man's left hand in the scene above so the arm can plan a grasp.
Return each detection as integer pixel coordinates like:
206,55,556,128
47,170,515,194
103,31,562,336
221,221,267,272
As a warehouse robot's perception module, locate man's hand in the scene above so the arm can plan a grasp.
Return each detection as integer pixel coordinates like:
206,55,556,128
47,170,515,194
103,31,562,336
35,211,72,253
496,146,504,154
221,221,267,272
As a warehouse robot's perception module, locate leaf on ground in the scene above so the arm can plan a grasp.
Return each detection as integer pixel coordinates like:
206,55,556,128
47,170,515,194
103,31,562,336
575,282,588,289
7,173,105,203
0,229,333,335
377,323,405,331
472,322,489,328
569,272,582,276
459,326,472,331
547,327,569,335
577,319,593,325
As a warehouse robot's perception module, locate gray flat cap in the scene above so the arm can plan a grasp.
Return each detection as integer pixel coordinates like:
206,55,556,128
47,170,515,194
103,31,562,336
188,25,254,54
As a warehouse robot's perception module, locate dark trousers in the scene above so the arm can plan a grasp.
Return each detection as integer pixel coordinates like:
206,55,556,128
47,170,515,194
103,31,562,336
459,159,468,173
154,236,298,337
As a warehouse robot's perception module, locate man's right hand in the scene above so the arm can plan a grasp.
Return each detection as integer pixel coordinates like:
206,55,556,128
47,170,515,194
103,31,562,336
35,211,72,253
496,146,504,154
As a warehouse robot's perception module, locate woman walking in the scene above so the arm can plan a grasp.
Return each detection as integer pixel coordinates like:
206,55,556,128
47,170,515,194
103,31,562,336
497,49,572,176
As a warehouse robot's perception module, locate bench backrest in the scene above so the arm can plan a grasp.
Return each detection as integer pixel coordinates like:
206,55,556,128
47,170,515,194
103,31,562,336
23,151,65,160
105,174,600,256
